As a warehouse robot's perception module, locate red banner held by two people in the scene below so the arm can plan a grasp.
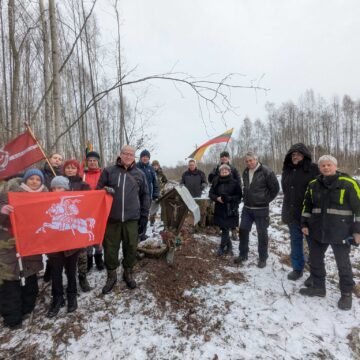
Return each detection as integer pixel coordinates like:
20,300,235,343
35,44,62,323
8,190,113,257
0,129,45,180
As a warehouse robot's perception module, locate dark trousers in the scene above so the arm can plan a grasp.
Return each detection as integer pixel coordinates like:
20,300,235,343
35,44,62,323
49,252,78,297
239,207,269,261
103,220,139,270
0,274,38,327
310,239,354,293
220,228,232,250
288,223,310,271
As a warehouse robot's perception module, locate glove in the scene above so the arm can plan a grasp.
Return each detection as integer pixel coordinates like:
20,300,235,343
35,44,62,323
221,195,230,203
1,205,14,215
104,186,115,195
138,216,148,234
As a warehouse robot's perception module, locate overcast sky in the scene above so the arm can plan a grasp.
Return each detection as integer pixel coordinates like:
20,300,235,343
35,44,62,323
97,0,360,166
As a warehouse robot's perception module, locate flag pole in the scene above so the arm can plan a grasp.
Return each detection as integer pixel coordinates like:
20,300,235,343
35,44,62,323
24,122,56,176
16,253,25,286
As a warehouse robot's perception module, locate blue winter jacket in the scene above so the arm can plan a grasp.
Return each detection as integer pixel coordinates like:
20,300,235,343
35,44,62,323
136,161,160,200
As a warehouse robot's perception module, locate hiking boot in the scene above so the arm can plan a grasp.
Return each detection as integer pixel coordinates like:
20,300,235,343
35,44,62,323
216,247,225,256
304,275,314,287
47,297,65,318
257,259,267,268
87,255,93,272
338,293,352,310
94,253,105,271
234,255,248,265
43,261,51,283
102,270,117,294
224,247,234,256
67,293,78,313
287,270,303,281
123,268,137,289
78,274,91,292
299,286,326,297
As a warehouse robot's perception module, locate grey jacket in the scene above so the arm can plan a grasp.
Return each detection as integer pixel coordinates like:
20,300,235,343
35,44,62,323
97,158,150,222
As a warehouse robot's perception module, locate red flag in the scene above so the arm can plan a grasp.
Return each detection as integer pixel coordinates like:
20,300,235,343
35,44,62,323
8,190,113,257
0,130,45,180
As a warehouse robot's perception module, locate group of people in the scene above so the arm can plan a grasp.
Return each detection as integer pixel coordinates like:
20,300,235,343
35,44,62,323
0,142,359,330
180,146,360,312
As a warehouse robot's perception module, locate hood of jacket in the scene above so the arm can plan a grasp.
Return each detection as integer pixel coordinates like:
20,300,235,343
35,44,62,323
283,143,313,171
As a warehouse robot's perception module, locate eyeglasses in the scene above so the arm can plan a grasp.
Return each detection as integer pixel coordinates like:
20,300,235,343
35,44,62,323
121,152,135,157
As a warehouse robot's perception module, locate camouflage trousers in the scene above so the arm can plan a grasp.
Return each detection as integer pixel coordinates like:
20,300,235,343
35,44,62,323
77,249,87,276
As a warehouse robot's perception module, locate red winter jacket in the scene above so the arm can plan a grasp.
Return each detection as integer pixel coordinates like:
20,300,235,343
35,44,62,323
83,168,102,190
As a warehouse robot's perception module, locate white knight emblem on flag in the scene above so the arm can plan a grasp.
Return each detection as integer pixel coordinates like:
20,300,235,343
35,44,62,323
36,195,96,241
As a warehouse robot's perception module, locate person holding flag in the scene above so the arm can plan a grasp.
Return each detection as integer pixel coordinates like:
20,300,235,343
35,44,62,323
0,169,47,329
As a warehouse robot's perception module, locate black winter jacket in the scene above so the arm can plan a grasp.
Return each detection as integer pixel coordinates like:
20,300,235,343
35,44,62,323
66,175,91,191
301,172,360,244
180,168,207,198
97,159,150,222
208,163,241,185
42,163,62,189
281,143,320,224
243,164,279,208
209,175,242,229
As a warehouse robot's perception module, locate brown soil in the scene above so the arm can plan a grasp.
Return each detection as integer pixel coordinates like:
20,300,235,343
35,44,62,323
137,225,245,337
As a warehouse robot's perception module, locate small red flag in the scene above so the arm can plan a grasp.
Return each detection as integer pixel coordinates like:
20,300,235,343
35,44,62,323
8,190,113,256
0,130,45,180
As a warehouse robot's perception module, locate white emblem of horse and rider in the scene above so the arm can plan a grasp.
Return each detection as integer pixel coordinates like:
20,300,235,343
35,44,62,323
36,195,96,241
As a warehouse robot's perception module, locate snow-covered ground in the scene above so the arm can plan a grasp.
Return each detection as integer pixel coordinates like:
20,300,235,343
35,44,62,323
1,195,360,359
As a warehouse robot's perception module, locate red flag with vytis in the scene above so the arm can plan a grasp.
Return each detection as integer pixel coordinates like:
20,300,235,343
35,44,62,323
8,190,113,257
0,130,45,180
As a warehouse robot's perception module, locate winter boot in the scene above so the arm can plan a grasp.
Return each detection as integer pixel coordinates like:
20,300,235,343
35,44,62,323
149,215,156,226
94,253,105,271
338,293,352,310
102,270,117,294
304,275,314,287
224,240,234,256
67,293,78,313
78,273,91,292
234,255,248,265
123,268,137,289
43,261,51,283
299,286,326,297
287,270,303,281
217,229,228,257
47,296,65,318
87,255,93,272
216,247,225,256
231,229,238,241
257,259,267,268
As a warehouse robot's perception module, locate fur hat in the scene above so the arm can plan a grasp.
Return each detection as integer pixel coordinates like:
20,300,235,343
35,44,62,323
50,176,70,190
140,149,150,159
23,169,44,184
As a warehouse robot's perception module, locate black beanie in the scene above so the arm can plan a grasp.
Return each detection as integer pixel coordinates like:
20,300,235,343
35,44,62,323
86,151,100,160
140,149,150,158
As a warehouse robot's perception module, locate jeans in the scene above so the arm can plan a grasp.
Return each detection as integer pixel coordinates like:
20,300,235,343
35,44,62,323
288,223,309,271
239,207,269,260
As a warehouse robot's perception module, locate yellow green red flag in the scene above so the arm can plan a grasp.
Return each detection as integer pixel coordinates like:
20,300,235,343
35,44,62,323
187,128,234,161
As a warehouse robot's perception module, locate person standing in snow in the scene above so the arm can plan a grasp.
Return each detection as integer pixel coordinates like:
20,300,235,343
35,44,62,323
0,169,47,329
208,151,241,241
149,160,168,226
209,164,242,256
42,153,64,190
180,159,207,198
281,143,319,281
234,152,279,268
97,145,150,293
82,151,105,271
299,155,360,310
136,150,159,241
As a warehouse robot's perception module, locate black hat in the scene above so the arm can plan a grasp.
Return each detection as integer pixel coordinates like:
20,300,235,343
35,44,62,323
86,151,100,160
220,151,230,158
140,149,151,158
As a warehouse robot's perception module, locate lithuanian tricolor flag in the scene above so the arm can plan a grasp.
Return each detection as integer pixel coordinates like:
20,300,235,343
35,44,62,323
187,128,234,161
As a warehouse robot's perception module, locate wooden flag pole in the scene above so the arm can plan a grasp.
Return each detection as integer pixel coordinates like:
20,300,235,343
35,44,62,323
24,122,56,176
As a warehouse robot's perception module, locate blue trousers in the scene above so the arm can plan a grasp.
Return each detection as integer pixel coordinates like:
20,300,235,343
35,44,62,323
288,223,309,271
